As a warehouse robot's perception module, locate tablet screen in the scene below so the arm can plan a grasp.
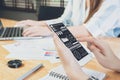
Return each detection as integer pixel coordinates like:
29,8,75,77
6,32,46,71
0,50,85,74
49,23,88,61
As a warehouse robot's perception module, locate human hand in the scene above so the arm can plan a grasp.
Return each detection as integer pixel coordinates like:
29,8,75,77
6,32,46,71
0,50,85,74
53,34,76,63
22,26,51,37
15,20,41,27
53,34,89,80
78,37,120,72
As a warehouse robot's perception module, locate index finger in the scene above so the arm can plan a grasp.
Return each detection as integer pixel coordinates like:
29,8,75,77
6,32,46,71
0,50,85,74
78,37,105,52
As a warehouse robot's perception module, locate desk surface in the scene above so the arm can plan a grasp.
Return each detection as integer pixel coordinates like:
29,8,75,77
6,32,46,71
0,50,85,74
0,18,120,80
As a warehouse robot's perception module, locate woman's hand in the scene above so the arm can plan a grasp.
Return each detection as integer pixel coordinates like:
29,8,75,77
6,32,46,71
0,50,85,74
53,34,89,80
78,37,120,72
22,26,51,37
15,20,45,27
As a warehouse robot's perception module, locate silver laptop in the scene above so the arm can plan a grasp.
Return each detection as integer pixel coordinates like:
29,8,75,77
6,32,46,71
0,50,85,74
0,20,42,40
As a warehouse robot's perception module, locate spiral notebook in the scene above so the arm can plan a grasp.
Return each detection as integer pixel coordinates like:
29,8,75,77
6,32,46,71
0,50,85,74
40,65,106,80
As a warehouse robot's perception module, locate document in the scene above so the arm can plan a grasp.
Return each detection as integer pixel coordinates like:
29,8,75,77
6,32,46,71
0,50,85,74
40,65,106,80
2,37,58,60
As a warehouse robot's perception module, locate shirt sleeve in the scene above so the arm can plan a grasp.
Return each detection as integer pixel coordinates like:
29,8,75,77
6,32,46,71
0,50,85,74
59,0,72,21
106,22,120,37
85,0,120,37
45,0,73,25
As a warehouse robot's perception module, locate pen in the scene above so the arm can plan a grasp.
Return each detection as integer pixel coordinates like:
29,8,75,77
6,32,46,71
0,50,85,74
17,64,43,80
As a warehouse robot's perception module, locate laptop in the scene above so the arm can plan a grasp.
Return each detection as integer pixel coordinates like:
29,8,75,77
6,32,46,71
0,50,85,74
0,20,42,40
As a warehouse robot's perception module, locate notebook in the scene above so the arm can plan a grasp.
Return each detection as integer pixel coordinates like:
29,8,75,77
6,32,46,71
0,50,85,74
0,20,42,40
40,65,106,80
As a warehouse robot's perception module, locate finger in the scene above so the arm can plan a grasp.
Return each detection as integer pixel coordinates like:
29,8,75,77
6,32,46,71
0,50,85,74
26,33,41,37
91,39,106,53
53,34,72,58
53,34,63,47
79,37,105,52
22,29,29,36
77,36,93,42
22,27,33,34
88,44,104,59
22,30,33,37
76,35,90,39
53,34,67,50
88,44,100,53
23,28,29,34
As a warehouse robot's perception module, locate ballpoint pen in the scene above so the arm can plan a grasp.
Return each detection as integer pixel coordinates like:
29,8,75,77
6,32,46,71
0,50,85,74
17,64,43,80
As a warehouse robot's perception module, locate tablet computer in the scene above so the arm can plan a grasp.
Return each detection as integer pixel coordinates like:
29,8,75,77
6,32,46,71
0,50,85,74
48,22,93,66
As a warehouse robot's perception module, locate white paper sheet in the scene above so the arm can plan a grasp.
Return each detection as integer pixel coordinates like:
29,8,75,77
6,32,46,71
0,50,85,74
3,37,58,60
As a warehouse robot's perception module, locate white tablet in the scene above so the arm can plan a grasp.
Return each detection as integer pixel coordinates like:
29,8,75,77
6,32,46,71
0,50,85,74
48,23,93,66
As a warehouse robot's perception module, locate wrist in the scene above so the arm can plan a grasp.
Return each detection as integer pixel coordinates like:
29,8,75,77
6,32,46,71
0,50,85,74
68,25,91,38
81,24,92,36
45,27,52,35
38,21,48,27
114,59,120,72
111,58,120,72
66,68,89,80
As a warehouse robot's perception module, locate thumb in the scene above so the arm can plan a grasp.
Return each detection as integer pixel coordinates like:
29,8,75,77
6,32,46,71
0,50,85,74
88,44,104,59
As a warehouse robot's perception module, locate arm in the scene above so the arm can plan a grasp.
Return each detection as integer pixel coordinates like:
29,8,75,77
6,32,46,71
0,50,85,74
68,24,92,38
78,37,120,72
58,0,120,38
53,34,89,80
15,19,48,27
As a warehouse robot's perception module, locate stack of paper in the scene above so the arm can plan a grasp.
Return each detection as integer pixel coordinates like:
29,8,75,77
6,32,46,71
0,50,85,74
2,37,58,60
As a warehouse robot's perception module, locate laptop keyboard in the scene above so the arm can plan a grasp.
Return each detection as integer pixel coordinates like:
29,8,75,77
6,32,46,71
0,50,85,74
0,27,23,37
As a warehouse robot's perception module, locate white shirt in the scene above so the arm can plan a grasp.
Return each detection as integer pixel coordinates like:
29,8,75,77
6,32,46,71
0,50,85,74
59,0,88,26
85,0,120,37
46,0,120,37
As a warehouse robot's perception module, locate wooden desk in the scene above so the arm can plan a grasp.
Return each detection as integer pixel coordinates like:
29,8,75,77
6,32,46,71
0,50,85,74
0,18,120,80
